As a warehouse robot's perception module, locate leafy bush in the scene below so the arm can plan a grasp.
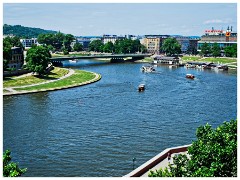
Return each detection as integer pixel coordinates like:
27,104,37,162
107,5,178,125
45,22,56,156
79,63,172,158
149,119,237,177
3,150,27,177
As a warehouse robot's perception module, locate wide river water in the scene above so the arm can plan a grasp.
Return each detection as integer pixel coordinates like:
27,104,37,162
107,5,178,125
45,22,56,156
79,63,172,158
3,60,237,177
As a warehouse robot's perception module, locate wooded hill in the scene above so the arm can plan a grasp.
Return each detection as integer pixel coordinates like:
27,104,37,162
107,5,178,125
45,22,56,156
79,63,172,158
3,24,58,38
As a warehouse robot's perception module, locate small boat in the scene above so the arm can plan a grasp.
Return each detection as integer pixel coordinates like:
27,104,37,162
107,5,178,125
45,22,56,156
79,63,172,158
186,74,195,79
69,59,77,63
141,65,155,72
138,84,145,92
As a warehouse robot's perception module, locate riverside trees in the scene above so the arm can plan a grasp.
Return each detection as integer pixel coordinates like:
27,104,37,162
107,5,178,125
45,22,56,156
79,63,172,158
3,36,24,71
148,119,237,177
88,39,145,54
25,45,51,76
37,32,74,54
161,38,181,56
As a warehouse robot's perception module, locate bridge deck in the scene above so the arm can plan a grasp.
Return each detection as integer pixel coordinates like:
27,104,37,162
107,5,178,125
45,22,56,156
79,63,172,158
50,54,151,61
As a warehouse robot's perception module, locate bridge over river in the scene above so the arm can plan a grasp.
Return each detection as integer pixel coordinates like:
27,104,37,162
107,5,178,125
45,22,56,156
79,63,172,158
50,54,151,66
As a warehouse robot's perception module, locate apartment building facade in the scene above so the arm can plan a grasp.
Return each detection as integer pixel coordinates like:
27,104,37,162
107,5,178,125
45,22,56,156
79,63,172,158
142,35,170,54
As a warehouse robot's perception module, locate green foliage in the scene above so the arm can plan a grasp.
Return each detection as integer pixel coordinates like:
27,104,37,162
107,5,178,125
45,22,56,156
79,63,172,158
3,24,57,38
200,43,212,56
25,45,51,75
114,39,143,54
37,32,66,51
148,120,237,177
212,43,221,57
3,150,27,177
103,42,114,53
88,39,144,54
73,42,84,52
3,36,24,71
224,44,237,57
63,34,75,52
88,40,104,52
161,38,181,56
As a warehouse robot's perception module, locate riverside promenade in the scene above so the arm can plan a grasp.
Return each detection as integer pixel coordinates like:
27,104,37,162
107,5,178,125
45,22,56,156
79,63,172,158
3,68,101,96
125,144,191,177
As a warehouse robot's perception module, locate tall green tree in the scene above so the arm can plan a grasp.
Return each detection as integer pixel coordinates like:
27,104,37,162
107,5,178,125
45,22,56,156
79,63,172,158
3,150,27,177
224,44,237,57
200,43,211,57
63,34,75,52
25,45,51,75
103,41,114,53
88,40,104,52
3,36,24,71
73,42,83,52
161,38,181,56
149,119,237,177
211,43,221,57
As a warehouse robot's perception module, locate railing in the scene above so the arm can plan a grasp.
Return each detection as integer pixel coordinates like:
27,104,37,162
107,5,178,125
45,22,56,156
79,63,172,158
125,144,191,177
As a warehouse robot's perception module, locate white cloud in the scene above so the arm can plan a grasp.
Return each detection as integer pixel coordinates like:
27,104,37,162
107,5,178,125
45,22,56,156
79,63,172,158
203,18,233,24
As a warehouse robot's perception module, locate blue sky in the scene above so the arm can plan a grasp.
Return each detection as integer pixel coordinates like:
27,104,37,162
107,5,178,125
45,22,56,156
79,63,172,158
3,3,237,36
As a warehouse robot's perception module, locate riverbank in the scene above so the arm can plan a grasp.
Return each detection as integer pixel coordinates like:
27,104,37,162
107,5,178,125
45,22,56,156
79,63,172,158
3,67,101,96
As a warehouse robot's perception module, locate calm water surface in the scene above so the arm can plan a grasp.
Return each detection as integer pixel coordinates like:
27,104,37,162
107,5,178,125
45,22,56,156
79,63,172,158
3,60,237,177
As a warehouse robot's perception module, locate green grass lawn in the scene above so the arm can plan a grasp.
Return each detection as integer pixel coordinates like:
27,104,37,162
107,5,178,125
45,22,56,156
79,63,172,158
14,70,98,91
181,56,201,61
3,67,69,88
200,58,237,64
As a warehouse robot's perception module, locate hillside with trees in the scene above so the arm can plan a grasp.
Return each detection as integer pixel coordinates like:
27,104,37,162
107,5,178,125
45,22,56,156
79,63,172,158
3,24,57,38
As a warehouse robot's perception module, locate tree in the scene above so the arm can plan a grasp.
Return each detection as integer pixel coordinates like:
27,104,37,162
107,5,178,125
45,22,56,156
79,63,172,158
161,38,181,56
37,32,66,52
3,36,24,71
63,34,75,52
149,119,237,177
200,43,211,57
224,44,237,57
25,45,51,75
88,40,104,52
3,150,27,177
103,41,114,53
211,43,221,57
73,42,84,52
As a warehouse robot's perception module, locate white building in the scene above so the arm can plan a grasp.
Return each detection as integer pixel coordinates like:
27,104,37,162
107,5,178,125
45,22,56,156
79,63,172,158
20,38,38,48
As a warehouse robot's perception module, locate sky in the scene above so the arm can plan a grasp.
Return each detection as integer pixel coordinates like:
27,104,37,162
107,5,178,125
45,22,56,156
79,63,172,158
2,2,238,36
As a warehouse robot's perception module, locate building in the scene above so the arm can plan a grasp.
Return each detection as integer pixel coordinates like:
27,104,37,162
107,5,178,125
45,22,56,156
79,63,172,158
143,35,170,54
102,34,125,44
20,38,38,48
197,26,237,51
75,37,91,50
7,47,24,69
173,36,200,53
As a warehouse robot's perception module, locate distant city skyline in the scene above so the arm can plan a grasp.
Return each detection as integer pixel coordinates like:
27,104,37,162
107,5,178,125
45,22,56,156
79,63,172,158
3,3,237,36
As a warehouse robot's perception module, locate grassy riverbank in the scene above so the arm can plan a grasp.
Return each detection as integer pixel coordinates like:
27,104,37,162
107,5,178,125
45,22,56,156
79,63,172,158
15,70,97,91
3,67,69,88
3,68,101,95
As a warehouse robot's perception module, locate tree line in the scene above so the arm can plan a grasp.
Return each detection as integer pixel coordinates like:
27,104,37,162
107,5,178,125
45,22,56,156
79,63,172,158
88,39,147,54
3,24,57,39
200,42,237,58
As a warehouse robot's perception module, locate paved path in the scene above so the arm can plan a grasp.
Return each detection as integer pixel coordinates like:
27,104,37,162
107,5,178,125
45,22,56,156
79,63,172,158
3,68,88,95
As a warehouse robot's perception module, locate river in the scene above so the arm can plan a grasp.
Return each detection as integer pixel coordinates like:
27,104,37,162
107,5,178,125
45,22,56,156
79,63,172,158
3,60,237,177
